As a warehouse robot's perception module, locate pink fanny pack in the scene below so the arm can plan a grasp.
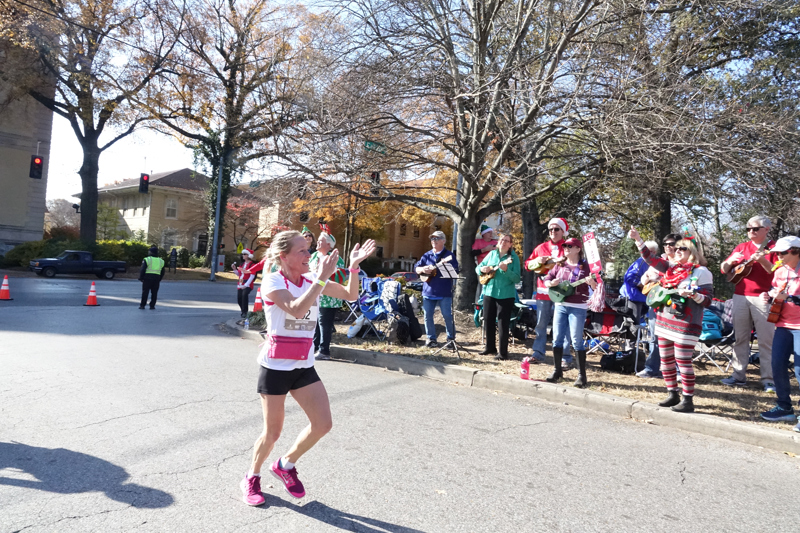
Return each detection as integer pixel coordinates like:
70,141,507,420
265,335,312,360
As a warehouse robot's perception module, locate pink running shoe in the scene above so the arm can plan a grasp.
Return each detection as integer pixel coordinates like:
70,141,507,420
270,459,306,499
240,475,265,506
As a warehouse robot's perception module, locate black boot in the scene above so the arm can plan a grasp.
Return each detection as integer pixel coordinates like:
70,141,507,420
546,347,564,383
671,394,695,413
573,350,588,388
658,390,681,407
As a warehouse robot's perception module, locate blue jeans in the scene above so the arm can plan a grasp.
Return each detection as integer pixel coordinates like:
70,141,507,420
532,299,572,362
643,309,662,376
422,297,456,341
771,327,800,411
313,307,337,354
553,305,587,352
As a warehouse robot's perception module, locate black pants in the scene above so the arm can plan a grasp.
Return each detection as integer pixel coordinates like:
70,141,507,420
314,307,337,354
140,275,161,308
484,295,515,357
238,287,252,316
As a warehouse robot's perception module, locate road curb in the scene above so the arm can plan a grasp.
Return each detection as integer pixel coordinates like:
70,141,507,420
222,322,800,454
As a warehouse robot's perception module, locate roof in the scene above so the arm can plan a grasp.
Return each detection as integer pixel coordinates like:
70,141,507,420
96,168,210,193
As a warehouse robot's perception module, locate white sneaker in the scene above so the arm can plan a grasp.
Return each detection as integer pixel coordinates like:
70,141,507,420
764,382,777,394
794,423,800,433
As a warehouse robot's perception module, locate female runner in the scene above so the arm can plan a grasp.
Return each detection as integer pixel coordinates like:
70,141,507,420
241,230,375,506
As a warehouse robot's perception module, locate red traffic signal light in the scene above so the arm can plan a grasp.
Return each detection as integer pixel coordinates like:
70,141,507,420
29,155,44,179
139,173,150,193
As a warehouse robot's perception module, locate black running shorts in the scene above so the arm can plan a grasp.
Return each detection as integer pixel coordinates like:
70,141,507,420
257,366,321,396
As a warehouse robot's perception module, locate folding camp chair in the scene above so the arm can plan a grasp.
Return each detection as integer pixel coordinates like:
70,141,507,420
584,298,639,358
694,302,735,372
358,278,401,340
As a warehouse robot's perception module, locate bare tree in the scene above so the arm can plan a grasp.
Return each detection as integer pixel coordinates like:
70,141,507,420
0,0,181,243
45,199,80,230
142,0,317,263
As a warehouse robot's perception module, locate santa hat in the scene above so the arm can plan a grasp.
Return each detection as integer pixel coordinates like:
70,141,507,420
480,224,493,235
301,225,312,235
548,218,568,233
241,249,254,258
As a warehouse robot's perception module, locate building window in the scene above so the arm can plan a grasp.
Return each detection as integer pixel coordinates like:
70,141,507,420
399,224,407,236
299,211,309,223
413,226,420,238
376,246,384,259
165,198,178,219
162,230,178,249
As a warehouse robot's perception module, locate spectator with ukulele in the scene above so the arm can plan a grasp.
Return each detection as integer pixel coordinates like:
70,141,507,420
759,236,800,431
720,216,778,391
524,218,573,366
476,232,521,360
415,231,460,348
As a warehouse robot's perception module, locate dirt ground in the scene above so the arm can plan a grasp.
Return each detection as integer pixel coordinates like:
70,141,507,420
330,307,798,432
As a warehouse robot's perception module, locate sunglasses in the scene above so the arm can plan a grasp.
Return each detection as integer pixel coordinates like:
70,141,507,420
746,227,764,232
430,237,443,241
564,244,578,249
548,228,562,232
676,246,689,252
663,242,676,247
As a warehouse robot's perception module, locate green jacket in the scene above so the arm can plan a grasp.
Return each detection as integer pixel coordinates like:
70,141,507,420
475,249,521,300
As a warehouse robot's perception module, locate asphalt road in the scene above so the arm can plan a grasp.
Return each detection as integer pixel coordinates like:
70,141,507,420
2,281,800,532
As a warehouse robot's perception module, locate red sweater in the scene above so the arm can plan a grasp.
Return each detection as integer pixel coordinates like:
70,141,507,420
724,240,777,296
525,239,565,301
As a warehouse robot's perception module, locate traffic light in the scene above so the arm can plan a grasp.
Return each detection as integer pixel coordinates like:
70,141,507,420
139,173,149,193
29,155,44,179
369,171,380,195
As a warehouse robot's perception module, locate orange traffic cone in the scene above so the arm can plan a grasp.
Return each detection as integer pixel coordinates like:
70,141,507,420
252,287,263,312
0,275,12,301
84,282,100,306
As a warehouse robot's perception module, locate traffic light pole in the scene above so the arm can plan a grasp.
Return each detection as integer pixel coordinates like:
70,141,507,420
209,153,226,282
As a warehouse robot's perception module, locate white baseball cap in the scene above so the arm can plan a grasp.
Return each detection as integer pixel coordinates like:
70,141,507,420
772,236,800,253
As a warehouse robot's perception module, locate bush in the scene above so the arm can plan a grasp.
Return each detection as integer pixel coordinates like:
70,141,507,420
178,248,190,268
4,240,53,267
96,240,149,266
189,254,205,268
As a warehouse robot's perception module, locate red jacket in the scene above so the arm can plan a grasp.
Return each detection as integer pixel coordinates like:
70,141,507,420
525,239,565,301
236,259,263,289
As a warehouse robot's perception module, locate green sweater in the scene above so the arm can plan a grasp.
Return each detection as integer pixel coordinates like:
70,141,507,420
475,249,521,300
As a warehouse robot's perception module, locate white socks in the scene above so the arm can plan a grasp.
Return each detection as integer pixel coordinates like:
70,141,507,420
280,457,295,470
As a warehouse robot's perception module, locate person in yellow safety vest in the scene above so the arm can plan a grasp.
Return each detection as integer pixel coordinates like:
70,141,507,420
139,245,166,309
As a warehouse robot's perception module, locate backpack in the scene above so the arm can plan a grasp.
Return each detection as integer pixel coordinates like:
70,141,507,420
396,293,423,341
699,310,723,342
385,312,410,344
600,350,639,374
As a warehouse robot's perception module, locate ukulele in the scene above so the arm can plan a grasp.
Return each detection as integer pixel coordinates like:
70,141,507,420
419,255,453,283
766,281,800,324
726,243,774,285
479,257,514,285
646,286,695,310
548,275,596,303
527,255,567,274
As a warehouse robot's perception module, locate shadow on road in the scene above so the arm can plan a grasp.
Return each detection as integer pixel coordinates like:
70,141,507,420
263,495,426,532
0,442,173,508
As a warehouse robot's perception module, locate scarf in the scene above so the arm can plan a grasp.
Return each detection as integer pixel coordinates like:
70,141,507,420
661,262,697,289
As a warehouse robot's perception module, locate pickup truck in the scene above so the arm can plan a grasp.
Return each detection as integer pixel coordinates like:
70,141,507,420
29,251,128,279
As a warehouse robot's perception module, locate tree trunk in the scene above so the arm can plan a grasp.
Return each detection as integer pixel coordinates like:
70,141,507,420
655,187,672,243
453,217,479,312
78,141,101,244
520,198,542,299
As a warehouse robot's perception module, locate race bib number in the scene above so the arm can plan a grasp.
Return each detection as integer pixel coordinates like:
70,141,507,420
282,307,317,332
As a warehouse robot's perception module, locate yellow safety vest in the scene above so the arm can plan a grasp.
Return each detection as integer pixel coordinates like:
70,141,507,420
144,256,165,275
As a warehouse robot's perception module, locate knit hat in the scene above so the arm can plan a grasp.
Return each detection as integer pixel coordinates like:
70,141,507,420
148,245,158,255
480,224,492,235
548,218,568,233
301,225,312,236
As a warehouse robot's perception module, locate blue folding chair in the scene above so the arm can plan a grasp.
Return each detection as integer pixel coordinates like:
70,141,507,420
358,278,401,340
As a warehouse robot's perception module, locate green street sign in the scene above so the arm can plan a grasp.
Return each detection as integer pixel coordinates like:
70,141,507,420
364,140,387,155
